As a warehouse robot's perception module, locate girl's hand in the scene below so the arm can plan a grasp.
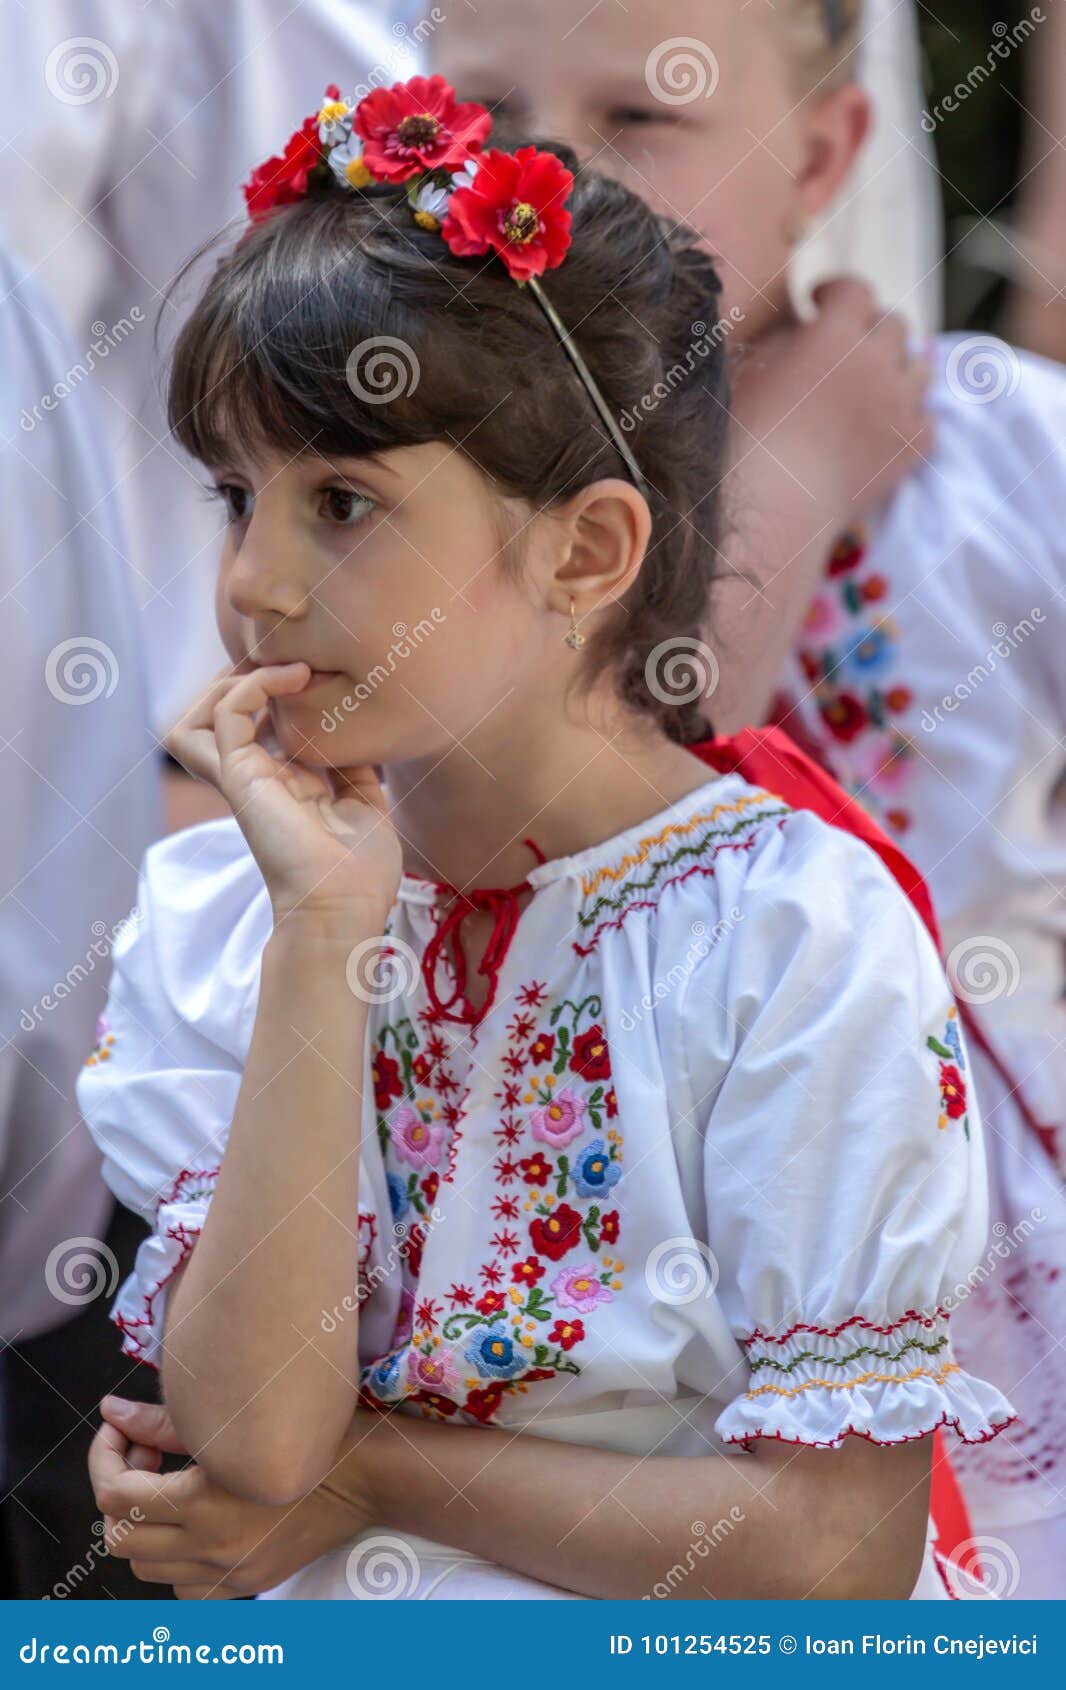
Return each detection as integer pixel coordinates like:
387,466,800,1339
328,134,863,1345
732,277,934,533
166,664,402,921
90,1399,379,1600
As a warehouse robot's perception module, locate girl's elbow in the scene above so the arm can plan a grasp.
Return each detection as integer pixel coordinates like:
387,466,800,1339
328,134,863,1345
194,1430,331,1508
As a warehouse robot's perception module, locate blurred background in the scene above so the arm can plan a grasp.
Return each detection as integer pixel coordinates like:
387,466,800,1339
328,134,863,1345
1,0,1064,1600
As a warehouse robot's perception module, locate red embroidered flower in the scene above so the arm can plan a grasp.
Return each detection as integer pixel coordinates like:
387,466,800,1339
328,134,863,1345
372,1051,403,1111
516,981,548,1007
529,1202,583,1261
600,1210,620,1245
827,531,867,575
939,1063,967,1120
420,1169,440,1207
402,1222,426,1278
442,146,573,281
604,1087,618,1120
549,1317,585,1351
529,1032,555,1065
353,75,491,184
885,808,911,834
885,686,913,712
519,1150,554,1186
411,1390,459,1417
463,1382,507,1423
412,1052,433,1085
512,1254,544,1286
243,114,322,224
861,574,888,602
820,690,868,743
475,1290,506,1316
569,1024,611,1081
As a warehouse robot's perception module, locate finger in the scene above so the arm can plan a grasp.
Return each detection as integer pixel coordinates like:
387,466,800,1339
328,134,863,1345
165,724,224,788
88,1420,131,1508
105,1520,187,1560
174,1583,237,1600
213,664,311,763
126,1443,164,1473
101,1396,191,1455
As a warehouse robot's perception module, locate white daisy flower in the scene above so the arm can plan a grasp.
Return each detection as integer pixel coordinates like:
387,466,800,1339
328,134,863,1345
328,137,373,190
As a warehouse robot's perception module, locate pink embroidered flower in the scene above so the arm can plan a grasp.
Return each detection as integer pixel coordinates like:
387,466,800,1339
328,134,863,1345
530,1086,588,1148
390,1102,447,1168
801,591,847,643
850,731,913,796
551,1262,613,1314
406,1346,458,1393
392,1285,416,1349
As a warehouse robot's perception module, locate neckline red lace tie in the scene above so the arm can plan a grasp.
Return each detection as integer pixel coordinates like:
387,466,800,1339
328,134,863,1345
421,837,547,1027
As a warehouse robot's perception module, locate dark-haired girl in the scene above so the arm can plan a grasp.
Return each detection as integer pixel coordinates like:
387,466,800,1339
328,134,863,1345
81,78,1013,1601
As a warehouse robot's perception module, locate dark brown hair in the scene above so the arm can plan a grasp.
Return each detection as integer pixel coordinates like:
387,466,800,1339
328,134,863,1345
168,144,729,743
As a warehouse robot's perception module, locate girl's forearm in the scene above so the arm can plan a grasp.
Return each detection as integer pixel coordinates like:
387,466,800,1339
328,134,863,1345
164,913,384,1505
338,1410,928,1600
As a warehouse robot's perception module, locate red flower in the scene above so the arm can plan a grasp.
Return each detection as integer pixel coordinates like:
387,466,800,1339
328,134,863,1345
529,1203,583,1261
885,809,911,834
412,1052,433,1085
372,1051,404,1111
519,1151,553,1186
939,1063,967,1120
442,146,573,281
600,1210,620,1245
570,1024,611,1081
402,1223,426,1278
463,1382,506,1423
860,574,888,602
549,1317,586,1351
820,691,868,744
512,1254,544,1286
353,74,491,184
420,1169,440,1207
827,531,867,576
411,1390,459,1417
475,1290,506,1316
604,1087,618,1120
243,114,322,224
884,686,913,713
529,1032,555,1065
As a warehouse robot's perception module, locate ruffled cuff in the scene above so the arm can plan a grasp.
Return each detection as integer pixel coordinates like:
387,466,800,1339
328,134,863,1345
715,1311,1017,1451
112,1166,221,1368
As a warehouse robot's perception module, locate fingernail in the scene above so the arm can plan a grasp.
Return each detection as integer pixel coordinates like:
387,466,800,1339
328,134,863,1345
102,1395,131,1416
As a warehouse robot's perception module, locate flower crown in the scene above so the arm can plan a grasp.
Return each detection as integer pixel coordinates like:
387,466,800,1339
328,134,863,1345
242,74,645,489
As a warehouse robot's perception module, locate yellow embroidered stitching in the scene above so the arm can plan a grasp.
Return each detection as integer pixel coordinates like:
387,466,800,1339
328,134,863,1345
579,791,777,898
744,1360,960,1399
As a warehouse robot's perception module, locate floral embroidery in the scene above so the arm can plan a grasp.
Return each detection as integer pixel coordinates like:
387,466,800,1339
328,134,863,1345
84,1013,115,1066
359,988,624,1425
783,526,917,837
574,792,790,954
927,1007,971,1138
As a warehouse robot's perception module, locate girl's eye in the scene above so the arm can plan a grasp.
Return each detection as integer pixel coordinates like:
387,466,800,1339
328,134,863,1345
609,107,680,128
320,487,374,526
214,483,255,524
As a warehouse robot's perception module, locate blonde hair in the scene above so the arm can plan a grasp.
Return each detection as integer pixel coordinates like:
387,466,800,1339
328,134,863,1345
786,0,862,91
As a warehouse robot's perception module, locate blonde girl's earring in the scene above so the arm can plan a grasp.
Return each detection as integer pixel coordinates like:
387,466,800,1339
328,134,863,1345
564,596,586,650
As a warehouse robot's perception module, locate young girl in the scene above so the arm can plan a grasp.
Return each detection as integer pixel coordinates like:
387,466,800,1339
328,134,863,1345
80,76,1014,1601
432,0,1066,1600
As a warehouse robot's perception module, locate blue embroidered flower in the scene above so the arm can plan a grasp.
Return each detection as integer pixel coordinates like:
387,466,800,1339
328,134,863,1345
571,1137,621,1199
386,1171,409,1222
365,1348,404,1396
943,1015,965,1069
464,1329,526,1380
843,624,895,677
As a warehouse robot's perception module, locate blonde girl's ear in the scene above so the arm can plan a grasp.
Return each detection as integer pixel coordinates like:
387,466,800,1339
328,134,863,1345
795,82,872,224
548,478,652,616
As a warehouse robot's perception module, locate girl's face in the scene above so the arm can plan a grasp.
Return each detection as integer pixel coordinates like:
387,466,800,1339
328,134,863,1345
209,442,563,771
435,0,842,337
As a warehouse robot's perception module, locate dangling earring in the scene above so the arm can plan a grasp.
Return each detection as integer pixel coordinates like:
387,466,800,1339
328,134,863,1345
564,595,586,651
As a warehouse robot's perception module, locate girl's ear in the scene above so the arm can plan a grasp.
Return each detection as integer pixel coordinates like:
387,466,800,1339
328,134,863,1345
549,478,652,613
796,83,872,222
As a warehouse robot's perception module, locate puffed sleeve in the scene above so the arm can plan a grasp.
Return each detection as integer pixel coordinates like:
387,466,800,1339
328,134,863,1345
76,819,395,1368
680,808,1017,1450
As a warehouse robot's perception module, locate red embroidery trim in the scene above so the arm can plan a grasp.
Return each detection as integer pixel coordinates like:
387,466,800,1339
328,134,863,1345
743,1309,952,1346
723,1411,1018,1452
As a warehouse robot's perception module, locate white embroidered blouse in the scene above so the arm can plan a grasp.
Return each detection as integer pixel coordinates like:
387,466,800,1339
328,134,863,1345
78,770,1015,1499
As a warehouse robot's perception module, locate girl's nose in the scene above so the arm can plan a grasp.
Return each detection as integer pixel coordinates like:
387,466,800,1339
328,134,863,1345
226,532,309,622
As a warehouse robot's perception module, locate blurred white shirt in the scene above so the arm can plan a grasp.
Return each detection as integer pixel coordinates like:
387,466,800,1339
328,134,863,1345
0,0,418,733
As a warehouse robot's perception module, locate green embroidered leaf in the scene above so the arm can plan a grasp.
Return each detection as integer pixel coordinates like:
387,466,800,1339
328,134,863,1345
589,1110,602,1130
927,1036,953,1059
589,1087,603,1104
